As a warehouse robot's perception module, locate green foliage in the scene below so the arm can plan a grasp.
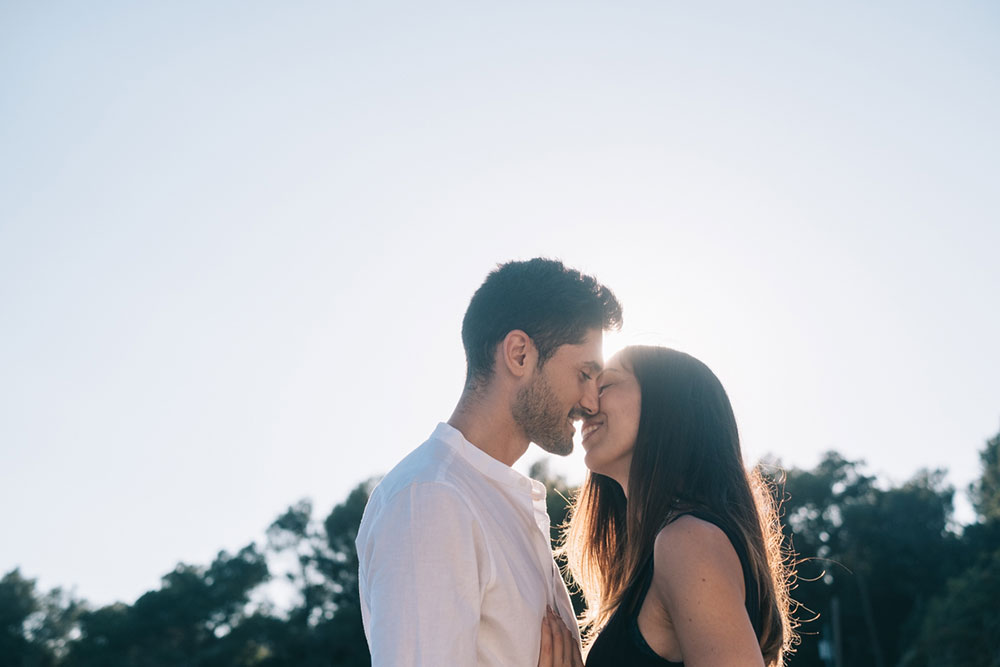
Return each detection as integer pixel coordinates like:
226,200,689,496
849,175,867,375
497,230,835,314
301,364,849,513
528,459,587,617
1,569,51,666
766,453,961,667
64,544,269,666
0,569,81,667
257,479,375,667
900,548,1000,667
0,479,376,666
0,569,39,660
970,432,1000,522
898,430,1000,667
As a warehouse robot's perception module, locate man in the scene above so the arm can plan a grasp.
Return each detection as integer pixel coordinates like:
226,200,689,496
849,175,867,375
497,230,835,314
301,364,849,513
356,258,623,666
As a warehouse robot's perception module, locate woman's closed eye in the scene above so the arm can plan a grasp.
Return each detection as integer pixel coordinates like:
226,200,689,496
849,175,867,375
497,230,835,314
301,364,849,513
598,383,613,396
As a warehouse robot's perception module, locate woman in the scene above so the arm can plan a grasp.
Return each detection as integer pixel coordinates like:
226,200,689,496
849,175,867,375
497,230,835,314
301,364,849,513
539,346,796,667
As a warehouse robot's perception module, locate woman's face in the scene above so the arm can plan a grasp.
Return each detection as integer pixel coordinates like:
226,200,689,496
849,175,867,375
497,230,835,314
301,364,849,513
580,351,641,487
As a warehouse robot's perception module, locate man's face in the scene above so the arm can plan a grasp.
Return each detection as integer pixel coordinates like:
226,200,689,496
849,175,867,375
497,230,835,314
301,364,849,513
512,328,603,456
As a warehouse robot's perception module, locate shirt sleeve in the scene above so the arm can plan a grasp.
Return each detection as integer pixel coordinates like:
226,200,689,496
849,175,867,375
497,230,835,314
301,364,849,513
359,482,489,666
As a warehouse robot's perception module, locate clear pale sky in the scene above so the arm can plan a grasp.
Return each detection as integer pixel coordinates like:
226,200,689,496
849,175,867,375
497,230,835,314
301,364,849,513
2,1,998,607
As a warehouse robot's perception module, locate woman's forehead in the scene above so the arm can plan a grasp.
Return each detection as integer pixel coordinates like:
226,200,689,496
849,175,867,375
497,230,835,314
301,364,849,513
610,349,632,367
600,355,628,376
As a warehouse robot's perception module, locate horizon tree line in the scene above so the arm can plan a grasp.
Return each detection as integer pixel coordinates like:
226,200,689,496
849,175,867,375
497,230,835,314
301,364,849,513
3,430,999,666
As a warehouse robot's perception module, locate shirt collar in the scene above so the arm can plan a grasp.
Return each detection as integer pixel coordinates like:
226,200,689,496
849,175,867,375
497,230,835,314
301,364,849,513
431,422,547,500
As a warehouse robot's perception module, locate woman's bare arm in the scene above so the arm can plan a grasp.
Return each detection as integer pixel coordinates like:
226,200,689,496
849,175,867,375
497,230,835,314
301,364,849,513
649,515,765,667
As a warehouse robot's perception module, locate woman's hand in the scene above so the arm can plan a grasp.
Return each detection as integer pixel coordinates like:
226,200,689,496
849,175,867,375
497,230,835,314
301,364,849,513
538,606,584,667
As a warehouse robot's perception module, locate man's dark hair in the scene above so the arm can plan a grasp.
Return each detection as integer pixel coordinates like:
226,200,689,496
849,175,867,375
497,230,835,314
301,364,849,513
461,258,623,389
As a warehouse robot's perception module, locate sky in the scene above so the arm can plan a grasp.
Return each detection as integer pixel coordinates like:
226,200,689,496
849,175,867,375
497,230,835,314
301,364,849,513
2,1,998,608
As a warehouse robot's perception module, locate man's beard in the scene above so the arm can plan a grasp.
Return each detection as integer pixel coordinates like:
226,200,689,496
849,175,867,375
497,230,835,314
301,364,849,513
512,372,577,456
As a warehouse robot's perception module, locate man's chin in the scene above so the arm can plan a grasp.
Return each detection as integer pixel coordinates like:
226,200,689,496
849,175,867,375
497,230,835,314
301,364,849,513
535,438,574,457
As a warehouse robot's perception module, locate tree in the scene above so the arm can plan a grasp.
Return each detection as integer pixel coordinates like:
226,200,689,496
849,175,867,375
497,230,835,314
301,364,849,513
970,431,1000,522
0,569,80,667
64,544,269,667
3,479,372,666
528,459,586,616
1,569,51,666
899,548,1000,667
900,428,1000,667
767,453,960,667
257,480,375,666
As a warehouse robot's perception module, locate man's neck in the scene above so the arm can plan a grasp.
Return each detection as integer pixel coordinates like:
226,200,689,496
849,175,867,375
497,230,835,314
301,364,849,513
447,390,529,467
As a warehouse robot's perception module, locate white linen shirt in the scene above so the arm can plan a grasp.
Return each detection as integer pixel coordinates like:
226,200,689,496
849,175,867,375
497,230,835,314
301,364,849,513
356,422,580,666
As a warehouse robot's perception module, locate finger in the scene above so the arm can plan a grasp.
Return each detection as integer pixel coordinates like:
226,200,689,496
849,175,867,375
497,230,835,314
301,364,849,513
559,616,576,667
552,610,578,667
565,622,583,667
549,609,566,666
538,615,552,667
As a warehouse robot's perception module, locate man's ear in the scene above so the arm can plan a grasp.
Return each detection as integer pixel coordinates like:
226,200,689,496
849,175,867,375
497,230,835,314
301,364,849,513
500,330,537,378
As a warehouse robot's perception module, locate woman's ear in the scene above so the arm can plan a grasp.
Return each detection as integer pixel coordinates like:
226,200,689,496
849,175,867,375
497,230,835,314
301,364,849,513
500,329,537,378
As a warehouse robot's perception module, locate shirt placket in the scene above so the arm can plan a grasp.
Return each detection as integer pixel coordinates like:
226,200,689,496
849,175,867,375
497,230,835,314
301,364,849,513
528,492,577,635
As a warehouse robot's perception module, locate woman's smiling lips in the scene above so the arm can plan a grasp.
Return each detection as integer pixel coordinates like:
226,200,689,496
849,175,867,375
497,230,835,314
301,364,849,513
581,418,604,441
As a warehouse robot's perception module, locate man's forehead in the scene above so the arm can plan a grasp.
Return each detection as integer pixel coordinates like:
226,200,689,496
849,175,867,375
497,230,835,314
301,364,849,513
549,328,603,365
564,333,604,369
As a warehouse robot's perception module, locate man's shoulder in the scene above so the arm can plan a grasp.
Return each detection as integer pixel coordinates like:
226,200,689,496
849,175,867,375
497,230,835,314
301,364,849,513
356,435,487,553
369,434,477,507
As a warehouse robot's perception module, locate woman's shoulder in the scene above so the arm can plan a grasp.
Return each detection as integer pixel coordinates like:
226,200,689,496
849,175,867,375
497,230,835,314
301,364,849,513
651,514,746,599
654,513,737,552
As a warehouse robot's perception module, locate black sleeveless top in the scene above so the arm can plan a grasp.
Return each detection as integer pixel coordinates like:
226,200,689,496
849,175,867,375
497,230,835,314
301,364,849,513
585,511,762,667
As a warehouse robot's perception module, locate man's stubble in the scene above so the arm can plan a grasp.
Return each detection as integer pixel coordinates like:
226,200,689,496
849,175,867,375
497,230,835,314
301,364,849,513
512,370,577,456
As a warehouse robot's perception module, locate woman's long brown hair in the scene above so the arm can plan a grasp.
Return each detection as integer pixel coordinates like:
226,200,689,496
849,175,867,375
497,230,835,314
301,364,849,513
559,346,797,665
